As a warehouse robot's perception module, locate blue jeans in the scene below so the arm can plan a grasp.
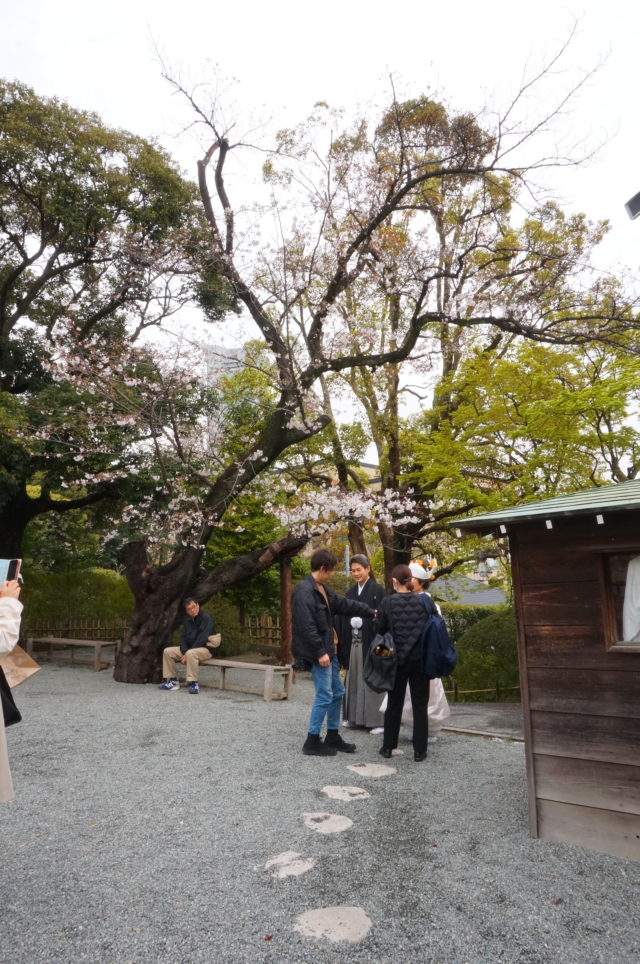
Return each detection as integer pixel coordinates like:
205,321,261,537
309,656,345,735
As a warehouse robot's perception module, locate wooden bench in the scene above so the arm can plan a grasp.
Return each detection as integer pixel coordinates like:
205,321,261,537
26,637,118,672
176,658,293,701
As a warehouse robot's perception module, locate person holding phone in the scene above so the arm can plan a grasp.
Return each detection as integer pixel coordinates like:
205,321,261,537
0,579,23,803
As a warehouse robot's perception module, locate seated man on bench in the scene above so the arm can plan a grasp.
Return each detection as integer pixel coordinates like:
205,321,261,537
160,597,216,694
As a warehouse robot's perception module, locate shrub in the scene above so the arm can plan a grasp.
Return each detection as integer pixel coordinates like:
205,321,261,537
202,595,248,659
452,608,520,700
439,602,500,645
21,569,135,624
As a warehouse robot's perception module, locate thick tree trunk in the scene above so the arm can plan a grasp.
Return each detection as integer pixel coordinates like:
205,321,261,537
114,542,203,684
114,533,308,684
378,521,413,592
0,501,32,558
347,520,369,559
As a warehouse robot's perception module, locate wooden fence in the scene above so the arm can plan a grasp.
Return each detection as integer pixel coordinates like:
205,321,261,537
246,614,281,649
20,615,521,702
442,683,521,702
21,618,128,642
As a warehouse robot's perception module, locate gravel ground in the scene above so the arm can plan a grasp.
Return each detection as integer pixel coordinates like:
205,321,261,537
1,663,639,964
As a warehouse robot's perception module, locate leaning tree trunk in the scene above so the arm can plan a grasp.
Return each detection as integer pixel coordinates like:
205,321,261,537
113,542,202,684
114,534,309,684
0,500,33,558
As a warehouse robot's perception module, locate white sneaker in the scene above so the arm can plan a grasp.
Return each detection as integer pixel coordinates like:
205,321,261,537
341,720,356,728
427,734,438,743
369,727,384,734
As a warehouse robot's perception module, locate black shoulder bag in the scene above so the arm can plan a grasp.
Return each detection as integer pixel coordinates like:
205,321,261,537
362,602,397,693
0,665,21,727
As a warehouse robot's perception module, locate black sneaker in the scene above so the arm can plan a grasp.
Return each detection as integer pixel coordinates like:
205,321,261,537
324,729,356,753
302,734,337,757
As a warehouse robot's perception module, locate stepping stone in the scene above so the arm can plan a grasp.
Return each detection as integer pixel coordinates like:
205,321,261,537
260,851,315,878
303,812,353,834
294,906,372,943
321,785,370,802
347,762,397,778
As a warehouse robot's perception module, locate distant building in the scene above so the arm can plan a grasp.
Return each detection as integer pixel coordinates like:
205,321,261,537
202,344,243,386
432,572,507,606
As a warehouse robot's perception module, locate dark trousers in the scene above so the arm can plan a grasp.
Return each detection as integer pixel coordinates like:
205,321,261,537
383,662,430,755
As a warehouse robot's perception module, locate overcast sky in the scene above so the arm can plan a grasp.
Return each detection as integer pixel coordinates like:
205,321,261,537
3,0,640,452
3,0,640,267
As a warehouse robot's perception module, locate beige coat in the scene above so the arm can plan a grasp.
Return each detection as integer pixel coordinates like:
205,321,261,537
0,597,23,803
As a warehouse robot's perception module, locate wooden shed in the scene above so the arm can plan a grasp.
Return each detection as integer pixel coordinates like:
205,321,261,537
454,481,640,861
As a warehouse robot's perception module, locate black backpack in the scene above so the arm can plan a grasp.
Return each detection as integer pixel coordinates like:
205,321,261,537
418,594,457,678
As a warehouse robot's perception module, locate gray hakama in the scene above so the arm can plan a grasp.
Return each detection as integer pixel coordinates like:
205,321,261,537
343,626,385,728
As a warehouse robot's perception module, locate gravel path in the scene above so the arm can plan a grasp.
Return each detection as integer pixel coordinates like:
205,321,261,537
444,702,524,740
1,663,639,964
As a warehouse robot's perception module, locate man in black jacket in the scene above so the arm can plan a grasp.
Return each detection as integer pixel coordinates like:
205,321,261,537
291,549,375,757
160,598,216,694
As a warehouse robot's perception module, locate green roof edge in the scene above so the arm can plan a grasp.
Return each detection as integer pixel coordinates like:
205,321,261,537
450,479,640,529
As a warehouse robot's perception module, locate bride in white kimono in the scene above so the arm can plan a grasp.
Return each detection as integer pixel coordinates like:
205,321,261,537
380,564,451,742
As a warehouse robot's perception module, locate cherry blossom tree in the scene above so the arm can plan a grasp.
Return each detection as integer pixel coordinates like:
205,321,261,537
104,37,639,681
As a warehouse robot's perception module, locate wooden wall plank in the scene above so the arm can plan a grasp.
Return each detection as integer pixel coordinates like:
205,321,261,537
534,754,640,815
528,667,640,719
510,532,538,838
518,546,598,584
520,582,602,626
537,798,640,861
524,627,640,671
531,710,640,766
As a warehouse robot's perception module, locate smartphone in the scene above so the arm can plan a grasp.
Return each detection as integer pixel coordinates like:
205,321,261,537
7,559,21,581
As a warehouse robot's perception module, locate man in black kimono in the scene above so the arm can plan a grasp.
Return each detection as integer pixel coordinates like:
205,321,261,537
337,554,387,730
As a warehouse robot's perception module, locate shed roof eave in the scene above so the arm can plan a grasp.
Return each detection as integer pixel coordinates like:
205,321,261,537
449,479,640,531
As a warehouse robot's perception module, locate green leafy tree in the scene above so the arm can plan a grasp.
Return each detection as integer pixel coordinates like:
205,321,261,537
412,339,640,509
288,156,640,587
0,79,226,557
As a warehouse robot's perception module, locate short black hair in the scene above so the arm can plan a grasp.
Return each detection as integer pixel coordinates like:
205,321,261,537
350,554,370,569
183,596,199,609
310,548,338,572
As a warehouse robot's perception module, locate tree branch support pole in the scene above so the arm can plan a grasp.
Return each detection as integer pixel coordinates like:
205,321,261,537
280,556,292,666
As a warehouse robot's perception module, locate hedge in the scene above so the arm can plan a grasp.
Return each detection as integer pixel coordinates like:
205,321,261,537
21,569,135,623
451,608,520,701
438,602,503,645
